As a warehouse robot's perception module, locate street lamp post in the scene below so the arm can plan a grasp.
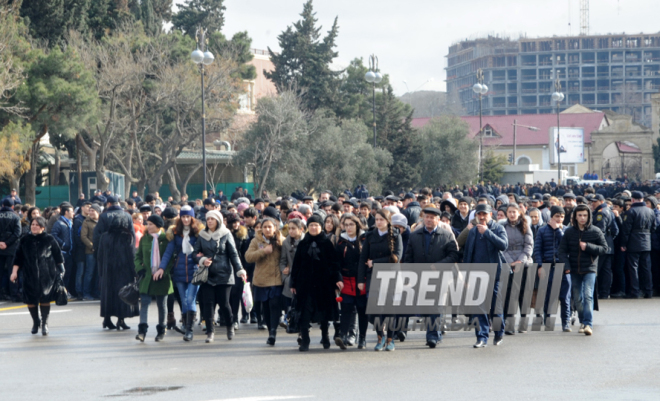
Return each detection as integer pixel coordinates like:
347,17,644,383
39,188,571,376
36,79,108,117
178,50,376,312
191,28,215,198
365,54,383,148
552,79,565,184
511,120,539,165
472,69,488,181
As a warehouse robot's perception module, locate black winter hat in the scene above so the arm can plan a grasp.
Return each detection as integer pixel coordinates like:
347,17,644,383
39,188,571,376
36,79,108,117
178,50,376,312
147,214,164,228
307,214,324,227
263,206,279,220
550,206,566,217
161,207,179,219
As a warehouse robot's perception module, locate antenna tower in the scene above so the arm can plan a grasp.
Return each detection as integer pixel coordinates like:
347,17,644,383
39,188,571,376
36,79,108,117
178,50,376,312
580,0,589,36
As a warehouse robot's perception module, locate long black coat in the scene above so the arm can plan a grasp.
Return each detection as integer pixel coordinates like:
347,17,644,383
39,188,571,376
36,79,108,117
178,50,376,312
13,233,63,304
94,206,139,318
290,232,342,322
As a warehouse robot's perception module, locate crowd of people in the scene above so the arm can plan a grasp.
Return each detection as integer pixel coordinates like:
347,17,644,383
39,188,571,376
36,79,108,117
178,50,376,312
1,178,659,351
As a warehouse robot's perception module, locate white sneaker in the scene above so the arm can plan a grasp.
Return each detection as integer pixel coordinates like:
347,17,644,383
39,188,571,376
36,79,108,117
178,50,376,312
584,325,592,336
578,324,585,333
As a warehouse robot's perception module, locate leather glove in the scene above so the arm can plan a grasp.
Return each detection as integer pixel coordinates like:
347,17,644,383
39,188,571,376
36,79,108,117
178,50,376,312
137,270,146,282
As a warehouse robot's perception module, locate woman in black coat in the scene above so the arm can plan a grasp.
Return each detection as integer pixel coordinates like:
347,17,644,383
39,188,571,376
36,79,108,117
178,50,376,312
290,215,342,352
10,217,64,335
357,209,403,352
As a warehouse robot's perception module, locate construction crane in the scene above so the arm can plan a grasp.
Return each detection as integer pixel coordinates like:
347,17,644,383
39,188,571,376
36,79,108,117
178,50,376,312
580,0,589,36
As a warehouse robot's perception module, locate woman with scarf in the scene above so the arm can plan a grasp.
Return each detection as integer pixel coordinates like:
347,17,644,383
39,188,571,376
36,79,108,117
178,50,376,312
290,215,342,351
159,206,204,341
10,217,64,335
335,214,368,349
134,215,174,342
245,217,285,346
357,209,403,352
193,210,246,343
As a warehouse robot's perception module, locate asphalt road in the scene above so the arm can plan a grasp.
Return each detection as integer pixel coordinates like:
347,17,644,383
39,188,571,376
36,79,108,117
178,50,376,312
1,298,659,401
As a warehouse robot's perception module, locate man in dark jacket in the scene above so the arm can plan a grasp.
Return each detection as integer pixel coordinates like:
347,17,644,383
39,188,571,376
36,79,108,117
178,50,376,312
0,199,21,301
558,204,607,335
462,204,508,348
403,207,460,348
590,194,618,299
533,206,570,331
646,197,660,296
620,191,657,298
73,202,91,300
402,193,422,226
51,204,76,296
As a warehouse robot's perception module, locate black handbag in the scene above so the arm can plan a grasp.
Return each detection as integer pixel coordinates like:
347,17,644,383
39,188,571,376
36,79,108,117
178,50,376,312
118,278,140,306
55,275,68,306
286,296,301,334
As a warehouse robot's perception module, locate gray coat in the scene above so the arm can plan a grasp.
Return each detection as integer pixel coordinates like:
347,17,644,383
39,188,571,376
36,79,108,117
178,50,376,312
500,219,534,266
279,233,304,299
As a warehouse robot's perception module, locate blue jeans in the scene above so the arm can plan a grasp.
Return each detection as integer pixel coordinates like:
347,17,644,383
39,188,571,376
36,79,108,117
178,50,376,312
426,314,443,342
544,267,571,329
83,254,96,299
571,272,596,328
175,281,200,313
475,267,503,343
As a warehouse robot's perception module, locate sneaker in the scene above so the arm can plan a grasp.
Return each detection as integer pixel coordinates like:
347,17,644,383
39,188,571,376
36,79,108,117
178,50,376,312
493,335,503,346
563,327,572,332
384,341,395,351
584,325,592,336
374,336,386,351
578,324,585,333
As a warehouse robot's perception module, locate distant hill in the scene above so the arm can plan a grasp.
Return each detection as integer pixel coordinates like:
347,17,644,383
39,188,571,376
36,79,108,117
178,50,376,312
399,90,465,119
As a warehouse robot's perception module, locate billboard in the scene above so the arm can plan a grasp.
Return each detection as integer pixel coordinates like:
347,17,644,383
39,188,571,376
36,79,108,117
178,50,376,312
549,127,585,164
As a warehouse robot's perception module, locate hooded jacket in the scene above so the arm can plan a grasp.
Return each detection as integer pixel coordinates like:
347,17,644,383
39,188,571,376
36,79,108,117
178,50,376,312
558,209,607,275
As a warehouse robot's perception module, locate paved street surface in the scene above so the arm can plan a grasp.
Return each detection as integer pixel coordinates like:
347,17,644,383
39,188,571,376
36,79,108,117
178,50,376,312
1,298,659,401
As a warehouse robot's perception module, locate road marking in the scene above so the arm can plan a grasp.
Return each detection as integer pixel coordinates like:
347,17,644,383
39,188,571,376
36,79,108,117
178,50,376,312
0,304,28,312
0,310,71,316
206,397,314,401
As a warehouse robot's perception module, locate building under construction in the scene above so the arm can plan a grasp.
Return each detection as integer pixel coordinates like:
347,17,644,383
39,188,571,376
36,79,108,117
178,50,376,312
446,33,660,127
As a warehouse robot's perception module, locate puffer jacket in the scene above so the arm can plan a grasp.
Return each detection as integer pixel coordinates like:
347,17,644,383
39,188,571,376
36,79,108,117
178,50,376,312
245,230,285,288
533,223,564,266
192,226,245,286
501,219,533,265
558,212,607,275
160,221,205,283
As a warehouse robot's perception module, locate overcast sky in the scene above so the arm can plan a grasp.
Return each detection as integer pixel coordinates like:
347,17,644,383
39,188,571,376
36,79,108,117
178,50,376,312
175,0,659,95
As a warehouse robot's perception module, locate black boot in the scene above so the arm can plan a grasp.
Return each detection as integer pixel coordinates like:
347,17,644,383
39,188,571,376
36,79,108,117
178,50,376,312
166,312,177,330
227,323,235,340
299,330,310,352
321,324,330,349
136,323,148,342
184,311,194,342
103,316,117,330
267,329,276,346
28,306,40,334
40,305,50,336
155,324,166,342
117,318,130,330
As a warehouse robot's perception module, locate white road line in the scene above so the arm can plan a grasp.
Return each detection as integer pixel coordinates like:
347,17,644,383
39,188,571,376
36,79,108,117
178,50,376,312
0,310,72,316
206,397,314,401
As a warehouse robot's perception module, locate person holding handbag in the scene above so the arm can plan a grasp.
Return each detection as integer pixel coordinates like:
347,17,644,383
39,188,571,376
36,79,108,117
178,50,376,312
10,217,64,336
245,217,285,346
134,215,175,342
193,210,246,343
159,206,204,341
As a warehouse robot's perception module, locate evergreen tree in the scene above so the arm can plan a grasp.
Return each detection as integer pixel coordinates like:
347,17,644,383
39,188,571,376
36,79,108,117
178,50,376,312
141,0,157,35
171,0,225,37
265,0,341,112
20,0,91,46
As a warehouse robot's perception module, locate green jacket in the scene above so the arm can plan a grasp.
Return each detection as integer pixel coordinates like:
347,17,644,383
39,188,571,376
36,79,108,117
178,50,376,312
135,229,174,296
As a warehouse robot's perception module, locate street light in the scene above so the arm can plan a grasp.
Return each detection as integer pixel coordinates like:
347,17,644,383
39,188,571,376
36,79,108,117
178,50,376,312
511,120,539,165
551,79,565,184
473,69,488,181
365,54,382,147
191,28,214,198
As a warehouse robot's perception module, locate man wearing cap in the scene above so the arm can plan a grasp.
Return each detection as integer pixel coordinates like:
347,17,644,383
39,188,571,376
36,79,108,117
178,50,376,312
3,188,21,205
343,199,357,215
139,204,153,223
0,198,21,301
403,207,459,348
384,195,399,207
461,203,509,348
562,193,577,226
254,198,266,214
91,190,107,205
620,191,657,298
590,194,619,299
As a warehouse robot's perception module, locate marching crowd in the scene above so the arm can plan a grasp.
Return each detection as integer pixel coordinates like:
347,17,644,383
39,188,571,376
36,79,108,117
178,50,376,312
1,179,659,350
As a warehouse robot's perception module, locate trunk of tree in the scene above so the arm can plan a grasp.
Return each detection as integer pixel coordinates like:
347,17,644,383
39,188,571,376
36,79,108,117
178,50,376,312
167,167,181,202
10,176,20,195
136,180,146,198
76,132,97,171
123,140,134,197
24,141,40,205
52,149,60,186
175,163,202,199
